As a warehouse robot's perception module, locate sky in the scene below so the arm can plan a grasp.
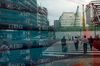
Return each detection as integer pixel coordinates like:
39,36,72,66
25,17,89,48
37,0,92,25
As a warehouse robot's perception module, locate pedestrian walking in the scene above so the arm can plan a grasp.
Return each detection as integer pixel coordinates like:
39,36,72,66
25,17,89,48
82,35,88,54
88,36,93,51
74,36,79,51
61,36,67,52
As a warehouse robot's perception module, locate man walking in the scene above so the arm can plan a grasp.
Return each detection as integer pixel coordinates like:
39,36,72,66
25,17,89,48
61,36,67,52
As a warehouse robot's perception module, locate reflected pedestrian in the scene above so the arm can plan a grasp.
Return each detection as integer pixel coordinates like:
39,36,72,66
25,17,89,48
74,36,79,51
88,36,93,51
95,34,100,40
61,36,67,52
82,35,88,54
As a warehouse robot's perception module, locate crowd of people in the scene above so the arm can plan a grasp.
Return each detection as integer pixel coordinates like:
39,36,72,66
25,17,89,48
61,35,100,54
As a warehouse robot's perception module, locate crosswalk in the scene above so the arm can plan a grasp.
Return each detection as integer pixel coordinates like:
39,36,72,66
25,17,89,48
42,41,100,57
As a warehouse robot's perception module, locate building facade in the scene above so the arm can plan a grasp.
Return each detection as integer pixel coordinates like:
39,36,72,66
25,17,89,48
54,20,60,30
59,12,81,27
37,7,49,29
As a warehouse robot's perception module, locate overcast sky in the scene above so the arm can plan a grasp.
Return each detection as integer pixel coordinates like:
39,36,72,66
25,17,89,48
37,0,92,25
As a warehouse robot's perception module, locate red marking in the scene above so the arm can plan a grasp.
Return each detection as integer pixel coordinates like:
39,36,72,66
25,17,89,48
73,64,84,66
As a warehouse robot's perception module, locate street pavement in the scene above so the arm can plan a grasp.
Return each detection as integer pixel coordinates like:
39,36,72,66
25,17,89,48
41,41,100,66
42,40,99,56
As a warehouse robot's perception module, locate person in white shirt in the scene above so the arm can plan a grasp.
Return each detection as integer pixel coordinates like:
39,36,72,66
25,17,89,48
82,35,88,54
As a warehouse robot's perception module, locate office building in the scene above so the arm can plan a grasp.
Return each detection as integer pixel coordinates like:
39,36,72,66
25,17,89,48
54,20,60,30
59,12,81,27
37,6,49,29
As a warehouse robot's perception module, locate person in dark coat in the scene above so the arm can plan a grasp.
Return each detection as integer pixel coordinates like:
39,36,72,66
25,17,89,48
61,36,67,52
88,36,93,51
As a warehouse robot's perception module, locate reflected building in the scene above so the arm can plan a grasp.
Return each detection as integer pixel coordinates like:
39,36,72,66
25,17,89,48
86,0,100,26
0,0,43,65
0,0,55,65
0,0,38,40
0,0,37,27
